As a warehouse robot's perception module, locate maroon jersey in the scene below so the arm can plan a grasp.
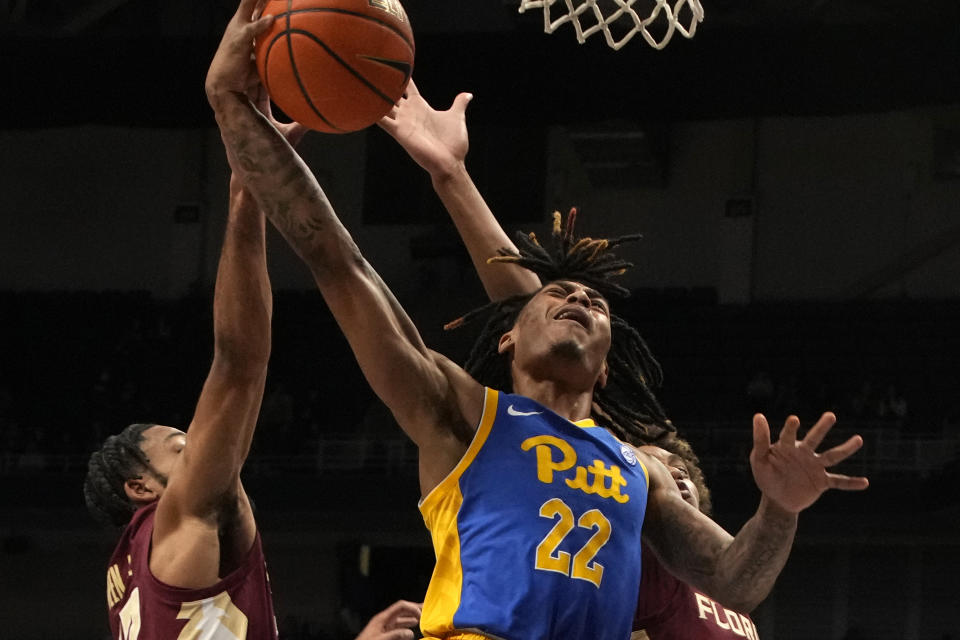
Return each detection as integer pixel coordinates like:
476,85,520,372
635,544,759,640
105,501,278,640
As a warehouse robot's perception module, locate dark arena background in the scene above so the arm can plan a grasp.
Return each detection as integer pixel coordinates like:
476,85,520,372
2,1,959,638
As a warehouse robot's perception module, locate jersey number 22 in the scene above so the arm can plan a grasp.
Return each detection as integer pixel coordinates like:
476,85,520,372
534,498,611,588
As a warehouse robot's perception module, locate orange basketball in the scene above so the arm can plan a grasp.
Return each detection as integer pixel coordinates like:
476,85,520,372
255,0,414,133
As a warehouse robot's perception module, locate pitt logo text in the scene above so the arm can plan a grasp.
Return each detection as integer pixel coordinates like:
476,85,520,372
521,435,630,503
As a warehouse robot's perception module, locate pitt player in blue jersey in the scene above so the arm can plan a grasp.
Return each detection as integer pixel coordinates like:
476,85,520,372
207,22,870,639
421,387,650,638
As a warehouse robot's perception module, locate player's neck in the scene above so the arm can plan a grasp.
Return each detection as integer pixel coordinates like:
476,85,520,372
511,374,595,423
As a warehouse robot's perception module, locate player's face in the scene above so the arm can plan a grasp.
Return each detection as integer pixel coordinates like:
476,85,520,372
135,425,187,496
639,446,700,510
499,280,612,389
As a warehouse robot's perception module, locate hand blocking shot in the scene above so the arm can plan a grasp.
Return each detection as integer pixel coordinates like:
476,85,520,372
205,2,869,639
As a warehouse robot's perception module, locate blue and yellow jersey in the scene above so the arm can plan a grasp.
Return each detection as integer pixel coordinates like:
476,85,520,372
420,388,650,640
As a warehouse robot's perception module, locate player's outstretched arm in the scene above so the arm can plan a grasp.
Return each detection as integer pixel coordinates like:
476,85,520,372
642,412,868,612
379,80,540,301
158,0,309,533
205,1,482,480
151,171,272,577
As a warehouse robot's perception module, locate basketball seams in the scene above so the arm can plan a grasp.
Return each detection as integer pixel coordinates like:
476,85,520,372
262,34,343,132
286,28,404,106
281,4,345,132
255,0,414,133
268,8,414,50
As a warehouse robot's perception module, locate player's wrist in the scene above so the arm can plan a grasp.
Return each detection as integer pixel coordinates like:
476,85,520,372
205,79,245,108
430,160,469,186
758,493,801,520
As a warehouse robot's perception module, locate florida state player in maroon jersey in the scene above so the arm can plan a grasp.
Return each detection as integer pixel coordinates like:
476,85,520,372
83,5,306,633
633,440,760,640
83,7,428,638
85,167,282,638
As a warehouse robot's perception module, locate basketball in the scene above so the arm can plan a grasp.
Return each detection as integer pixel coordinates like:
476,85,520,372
255,0,414,134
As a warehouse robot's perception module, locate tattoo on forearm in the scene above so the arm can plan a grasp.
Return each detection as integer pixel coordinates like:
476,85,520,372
731,509,795,586
653,494,796,609
218,95,342,258
713,507,796,607
657,501,726,579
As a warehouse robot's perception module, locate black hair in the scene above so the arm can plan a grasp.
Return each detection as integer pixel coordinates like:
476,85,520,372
448,209,674,446
83,422,155,528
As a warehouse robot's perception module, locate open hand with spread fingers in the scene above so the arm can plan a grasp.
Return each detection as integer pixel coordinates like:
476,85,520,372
378,78,473,179
355,600,423,640
750,412,869,514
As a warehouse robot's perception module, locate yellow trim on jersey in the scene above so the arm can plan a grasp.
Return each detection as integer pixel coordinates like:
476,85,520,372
574,418,597,428
419,387,500,637
419,387,499,511
638,459,650,490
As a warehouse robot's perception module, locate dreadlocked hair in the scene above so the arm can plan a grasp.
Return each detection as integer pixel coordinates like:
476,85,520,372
490,209,640,300
449,208,675,446
83,423,155,528
656,435,713,517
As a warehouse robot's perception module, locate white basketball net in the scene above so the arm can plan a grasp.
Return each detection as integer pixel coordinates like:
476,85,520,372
518,0,704,51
